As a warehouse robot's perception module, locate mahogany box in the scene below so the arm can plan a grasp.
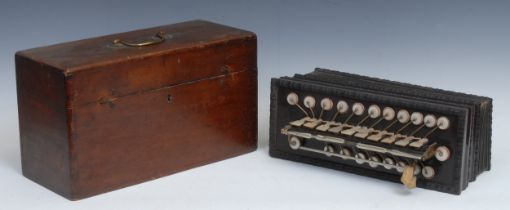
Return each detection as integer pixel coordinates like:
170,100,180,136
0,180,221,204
15,20,257,200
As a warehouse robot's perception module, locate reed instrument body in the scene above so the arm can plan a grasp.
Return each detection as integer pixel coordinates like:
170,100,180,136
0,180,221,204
269,68,492,194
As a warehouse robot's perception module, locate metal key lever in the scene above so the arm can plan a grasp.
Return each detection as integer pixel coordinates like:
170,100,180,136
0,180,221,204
354,127,374,138
296,144,426,182
328,124,350,134
304,98,335,129
316,121,341,131
409,138,429,148
297,146,405,171
303,119,322,129
289,117,313,127
282,130,423,160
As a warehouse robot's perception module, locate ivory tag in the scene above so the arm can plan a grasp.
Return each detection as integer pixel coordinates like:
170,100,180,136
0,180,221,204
400,165,417,189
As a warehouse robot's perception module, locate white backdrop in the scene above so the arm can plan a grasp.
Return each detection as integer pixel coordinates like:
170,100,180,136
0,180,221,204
0,0,508,209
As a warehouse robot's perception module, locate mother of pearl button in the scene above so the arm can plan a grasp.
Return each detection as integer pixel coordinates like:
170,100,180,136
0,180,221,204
355,152,367,164
369,155,381,168
303,96,316,108
396,161,406,173
422,166,436,179
352,103,365,116
286,92,299,105
397,109,410,123
437,116,450,130
411,112,424,125
383,157,395,169
289,136,301,150
413,165,421,176
424,114,437,128
435,146,451,162
324,145,335,157
320,98,334,110
383,107,395,121
368,105,381,118
340,148,352,158
337,100,349,113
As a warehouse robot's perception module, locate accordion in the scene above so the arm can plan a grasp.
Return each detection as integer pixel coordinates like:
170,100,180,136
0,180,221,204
269,68,492,194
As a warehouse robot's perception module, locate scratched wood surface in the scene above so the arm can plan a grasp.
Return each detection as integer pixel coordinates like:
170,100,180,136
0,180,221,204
15,20,257,200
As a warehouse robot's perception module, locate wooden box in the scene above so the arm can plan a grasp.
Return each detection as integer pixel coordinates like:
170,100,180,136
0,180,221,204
15,20,257,200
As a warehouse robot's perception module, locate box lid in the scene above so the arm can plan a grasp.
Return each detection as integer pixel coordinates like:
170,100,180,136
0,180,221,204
16,20,255,74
